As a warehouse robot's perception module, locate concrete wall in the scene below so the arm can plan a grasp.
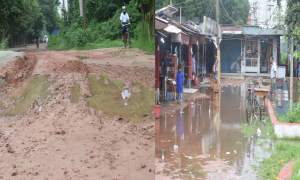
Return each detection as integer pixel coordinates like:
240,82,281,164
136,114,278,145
267,99,300,138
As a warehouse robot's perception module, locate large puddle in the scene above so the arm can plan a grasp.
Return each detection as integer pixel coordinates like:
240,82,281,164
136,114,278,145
5,75,55,116
88,74,155,121
155,85,275,179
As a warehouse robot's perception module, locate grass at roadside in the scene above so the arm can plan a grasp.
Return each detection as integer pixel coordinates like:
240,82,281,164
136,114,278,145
299,81,300,101
292,161,300,180
48,37,154,54
241,114,300,179
275,106,300,123
258,142,300,180
241,115,277,139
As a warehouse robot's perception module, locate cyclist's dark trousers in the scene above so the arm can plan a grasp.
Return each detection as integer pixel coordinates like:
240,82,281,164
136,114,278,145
122,22,130,36
36,39,39,47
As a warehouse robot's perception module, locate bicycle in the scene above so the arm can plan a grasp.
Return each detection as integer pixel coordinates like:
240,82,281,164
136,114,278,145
246,76,262,123
122,23,131,49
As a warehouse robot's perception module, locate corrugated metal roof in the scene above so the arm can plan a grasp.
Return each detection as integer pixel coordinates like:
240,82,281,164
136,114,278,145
244,26,283,35
221,25,244,33
169,19,204,36
155,17,168,30
163,24,181,34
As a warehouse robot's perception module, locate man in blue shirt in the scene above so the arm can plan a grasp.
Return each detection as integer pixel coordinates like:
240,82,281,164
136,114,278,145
161,50,169,101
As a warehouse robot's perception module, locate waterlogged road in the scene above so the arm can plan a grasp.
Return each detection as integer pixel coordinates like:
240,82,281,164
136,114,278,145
155,84,274,180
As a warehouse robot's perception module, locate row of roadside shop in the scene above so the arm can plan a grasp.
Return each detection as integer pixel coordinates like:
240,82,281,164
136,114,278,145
155,5,284,104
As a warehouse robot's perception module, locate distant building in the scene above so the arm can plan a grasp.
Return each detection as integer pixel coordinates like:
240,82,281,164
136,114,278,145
247,13,251,25
58,0,68,18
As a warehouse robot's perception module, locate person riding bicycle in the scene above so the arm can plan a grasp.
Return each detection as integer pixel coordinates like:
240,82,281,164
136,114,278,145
35,33,39,49
120,6,130,48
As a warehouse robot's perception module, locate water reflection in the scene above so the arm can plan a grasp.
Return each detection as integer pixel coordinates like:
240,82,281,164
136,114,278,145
155,85,273,180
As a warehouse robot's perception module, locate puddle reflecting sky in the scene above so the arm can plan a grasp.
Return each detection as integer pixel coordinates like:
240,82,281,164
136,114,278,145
155,85,273,180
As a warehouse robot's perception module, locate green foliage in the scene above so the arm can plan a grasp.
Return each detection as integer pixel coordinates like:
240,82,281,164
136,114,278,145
48,22,154,54
281,53,288,64
293,50,300,60
48,1,154,54
284,0,300,44
277,105,300,123
85,0,131,23
0,0,59,45
38,0,60,33
155,0,250,25
0,37,9,50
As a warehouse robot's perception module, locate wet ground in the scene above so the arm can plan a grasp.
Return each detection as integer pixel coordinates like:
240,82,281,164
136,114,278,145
155,84,274,180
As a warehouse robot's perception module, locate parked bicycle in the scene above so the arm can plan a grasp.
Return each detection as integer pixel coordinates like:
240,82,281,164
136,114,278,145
122,23,131,49
246,76,262,123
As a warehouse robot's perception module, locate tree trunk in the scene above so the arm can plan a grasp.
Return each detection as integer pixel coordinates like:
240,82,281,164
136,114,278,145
1,29,4,43
141,7,145,40
148,12,151,42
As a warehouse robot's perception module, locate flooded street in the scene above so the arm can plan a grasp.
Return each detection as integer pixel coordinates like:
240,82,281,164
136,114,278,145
155,84,274,180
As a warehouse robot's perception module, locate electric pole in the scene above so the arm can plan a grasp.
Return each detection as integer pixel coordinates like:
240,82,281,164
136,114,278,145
216,0,220,86
290,38,293,111
83,0,86,31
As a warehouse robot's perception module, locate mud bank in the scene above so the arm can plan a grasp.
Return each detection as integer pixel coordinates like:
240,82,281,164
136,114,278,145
0,53,37,93
0,49,155,179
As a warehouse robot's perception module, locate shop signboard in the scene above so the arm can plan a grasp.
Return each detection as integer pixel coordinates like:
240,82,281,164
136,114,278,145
203,16,217,36
172,33,181,43
155,6,178,20
182,34,189,46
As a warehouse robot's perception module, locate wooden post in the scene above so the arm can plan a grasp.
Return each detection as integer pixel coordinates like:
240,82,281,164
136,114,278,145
290,38,293,110
216,0,221,87
83,0,86,31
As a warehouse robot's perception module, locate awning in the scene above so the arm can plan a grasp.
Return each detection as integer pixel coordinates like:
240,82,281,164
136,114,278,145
164,24,181,34
222,31,242,34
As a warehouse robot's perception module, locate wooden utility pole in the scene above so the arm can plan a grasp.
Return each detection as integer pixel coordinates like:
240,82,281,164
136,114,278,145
216,0,221,86
83,0,86,31
170,0,172,19
180,6,181,24
290,38,293,110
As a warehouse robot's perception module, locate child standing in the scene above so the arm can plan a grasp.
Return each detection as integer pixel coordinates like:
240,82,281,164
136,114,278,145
176,65,184,105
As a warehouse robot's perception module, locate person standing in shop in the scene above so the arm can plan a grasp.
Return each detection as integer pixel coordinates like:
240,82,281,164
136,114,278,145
161,50,169,101
270,56,277,95
192,54,196,81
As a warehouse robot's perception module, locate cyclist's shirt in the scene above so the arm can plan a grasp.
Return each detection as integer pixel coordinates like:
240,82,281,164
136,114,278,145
120,13,130,23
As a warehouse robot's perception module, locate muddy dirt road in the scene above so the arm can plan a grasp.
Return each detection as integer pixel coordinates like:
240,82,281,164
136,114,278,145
155,84,274,180
0,44,155,179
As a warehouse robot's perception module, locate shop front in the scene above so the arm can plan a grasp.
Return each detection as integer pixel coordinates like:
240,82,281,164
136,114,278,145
242,36,279,74
220,37,242,73
242,26,283,75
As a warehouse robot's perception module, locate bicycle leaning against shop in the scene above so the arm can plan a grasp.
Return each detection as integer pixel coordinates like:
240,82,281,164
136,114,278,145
246,76,262,123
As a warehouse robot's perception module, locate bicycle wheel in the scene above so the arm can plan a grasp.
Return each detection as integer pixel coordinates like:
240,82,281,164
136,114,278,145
127,30,131,49
253,98,262,121
246,99,252,123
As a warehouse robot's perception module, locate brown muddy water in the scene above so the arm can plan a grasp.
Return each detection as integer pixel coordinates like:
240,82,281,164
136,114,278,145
155,84,274,180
